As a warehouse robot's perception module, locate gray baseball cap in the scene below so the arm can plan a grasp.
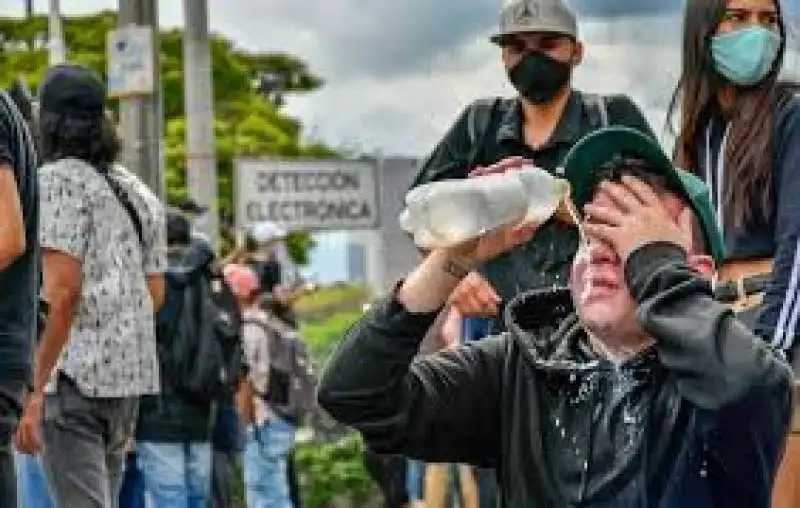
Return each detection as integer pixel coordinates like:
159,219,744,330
490,0,578,44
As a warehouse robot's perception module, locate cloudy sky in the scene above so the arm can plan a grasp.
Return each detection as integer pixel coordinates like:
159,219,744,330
1,0,799,158
1,1,799,281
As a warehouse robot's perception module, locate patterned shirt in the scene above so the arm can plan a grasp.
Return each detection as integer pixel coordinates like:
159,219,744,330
39,159,166,397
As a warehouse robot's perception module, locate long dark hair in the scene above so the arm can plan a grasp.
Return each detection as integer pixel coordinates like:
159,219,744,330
667,0,786,227
38,111,120,171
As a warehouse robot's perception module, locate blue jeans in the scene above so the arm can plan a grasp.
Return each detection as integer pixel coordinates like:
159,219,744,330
119,452,144,508
209,403,244,507
137,442,212,508
473,467,498,508
406,459,425,501
15,452,54,508
244,418,295,508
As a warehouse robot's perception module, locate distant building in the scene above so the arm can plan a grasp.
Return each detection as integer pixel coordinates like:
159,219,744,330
346,240,367,283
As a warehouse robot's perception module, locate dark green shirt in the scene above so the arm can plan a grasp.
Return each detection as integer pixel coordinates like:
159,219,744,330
410,91,655,311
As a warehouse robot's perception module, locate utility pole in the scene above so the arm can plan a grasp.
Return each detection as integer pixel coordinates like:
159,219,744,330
117,0,164,198
48,0,66,64
183,0,218,247
24,0,33,19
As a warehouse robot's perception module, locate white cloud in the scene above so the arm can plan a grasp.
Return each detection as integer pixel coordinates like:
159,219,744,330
2,1,799,157
286,14,687,155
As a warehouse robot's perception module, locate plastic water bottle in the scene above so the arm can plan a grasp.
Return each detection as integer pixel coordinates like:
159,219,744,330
399,165,570,249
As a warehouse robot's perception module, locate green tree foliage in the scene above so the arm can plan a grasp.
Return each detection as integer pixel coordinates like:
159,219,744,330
0,10,336,263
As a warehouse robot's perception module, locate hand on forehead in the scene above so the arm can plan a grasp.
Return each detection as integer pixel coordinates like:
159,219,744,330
582,175,697,260
587,176,686,224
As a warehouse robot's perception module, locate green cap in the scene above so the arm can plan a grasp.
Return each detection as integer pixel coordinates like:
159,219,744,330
560,126,725,263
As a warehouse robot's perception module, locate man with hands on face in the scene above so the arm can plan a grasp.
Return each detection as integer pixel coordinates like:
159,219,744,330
318,127,792,507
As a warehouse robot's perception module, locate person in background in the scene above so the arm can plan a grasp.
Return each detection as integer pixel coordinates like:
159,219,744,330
1,78,40,508
459,316,498,508
667,1,800,505
225,264,296,508
135,212,220,507
261,288,305,508
403,308,479,508
15,451,53,508
218,224,286,300
208,290,246,508
5,77,49,508
423,309,479,508
120,205,215,508
16,63,166,508
362,451,410,508
178,198,209,233
404,308,450,507
117,452,145,508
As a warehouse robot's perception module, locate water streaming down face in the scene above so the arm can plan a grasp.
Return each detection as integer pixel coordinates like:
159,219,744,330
538,196,657,497
565,197,594,309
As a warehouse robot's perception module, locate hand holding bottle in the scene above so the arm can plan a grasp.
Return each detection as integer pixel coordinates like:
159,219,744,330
400,161,570,250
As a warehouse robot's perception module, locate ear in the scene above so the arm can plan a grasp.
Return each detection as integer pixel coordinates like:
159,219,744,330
572,41,585,66
501,47,515,69
687,254,715,279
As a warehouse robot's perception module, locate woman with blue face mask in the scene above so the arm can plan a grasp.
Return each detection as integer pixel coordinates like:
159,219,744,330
668,0,800,505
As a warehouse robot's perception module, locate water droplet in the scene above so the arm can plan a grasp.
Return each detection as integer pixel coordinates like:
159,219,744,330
699,467,707,478
583,460,589,471
561,427,566,438
623,410,637,425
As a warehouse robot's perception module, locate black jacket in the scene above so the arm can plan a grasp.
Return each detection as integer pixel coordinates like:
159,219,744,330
697,93,800,353
318,243,792,507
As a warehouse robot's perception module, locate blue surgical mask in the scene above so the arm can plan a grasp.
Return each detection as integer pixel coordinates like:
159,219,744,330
711,26,782,86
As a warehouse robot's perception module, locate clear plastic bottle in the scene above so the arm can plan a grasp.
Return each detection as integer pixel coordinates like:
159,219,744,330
399,165,570,249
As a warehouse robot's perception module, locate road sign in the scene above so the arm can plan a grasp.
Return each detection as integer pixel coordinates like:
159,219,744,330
107,25,155,98
235,158,380,231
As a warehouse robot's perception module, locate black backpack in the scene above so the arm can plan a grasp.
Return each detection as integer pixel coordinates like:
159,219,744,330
157,267,240,405
243,316,317,425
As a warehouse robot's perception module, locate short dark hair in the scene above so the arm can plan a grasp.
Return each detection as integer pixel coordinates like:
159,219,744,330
38,110,120,170
167,213,191,247
589,158,709,256
589,158,677,196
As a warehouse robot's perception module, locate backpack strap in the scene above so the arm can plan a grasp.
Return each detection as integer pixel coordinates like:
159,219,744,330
583,93,609,129
98,167,145,247
466,98,502,167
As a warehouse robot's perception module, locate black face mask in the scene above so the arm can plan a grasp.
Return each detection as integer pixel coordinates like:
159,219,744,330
507,51,572,104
